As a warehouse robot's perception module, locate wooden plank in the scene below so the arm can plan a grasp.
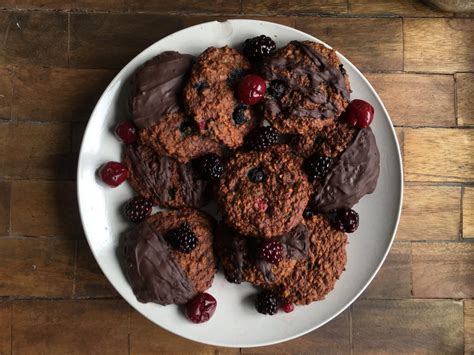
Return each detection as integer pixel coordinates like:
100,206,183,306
0,67,12,120
130,0,240,13
412,242,474,298
0,301,11,355
12,67,117,122
349,0,450,16
361,242,411,299
353,299,464,353
11,180,82,238
456,73,474,126
12,300,129,355
129,311,239,354
0,239,75,297
242,310,350,354
404,19,474,73
75,240,118,298
69,13,182,69
404,128,474,182
242,0,347,14
0,0,127,11
466,300,474,354
0,181,10,235
0,122,74,179
464,187,474,239
0,12,67,67
397,185,461,241
296,18,403,72
365,73,455,126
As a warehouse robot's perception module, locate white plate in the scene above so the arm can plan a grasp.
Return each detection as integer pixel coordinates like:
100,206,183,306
77,19,403,348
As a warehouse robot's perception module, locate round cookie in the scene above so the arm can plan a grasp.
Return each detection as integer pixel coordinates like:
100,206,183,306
217,145,310,238
124,209,217,305
183,46,257,148
139,112,222,163
123,142,211,208
261,41,351,135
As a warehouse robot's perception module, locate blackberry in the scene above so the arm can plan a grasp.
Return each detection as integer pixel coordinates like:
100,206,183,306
165,223,198,253
255,290,278,315
259,240,284,264
334,209,359,233
303,208,314,219
232,104,247,126
245,126,279,151
304,155,333,181
124,196,152,223
243,35,276,61
195,154,224,180
267,80,286,100
248,167,266,183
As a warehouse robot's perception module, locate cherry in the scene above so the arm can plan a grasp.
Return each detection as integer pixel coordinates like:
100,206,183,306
115,121,137,145
185,293,217,324
282,302,294,313
238,74,266,105
99,162,129,187
344,99,375,128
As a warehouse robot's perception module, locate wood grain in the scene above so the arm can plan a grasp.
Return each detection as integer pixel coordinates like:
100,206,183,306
12,67,117,122
296,18,403,72
404,19,474,73
0,239,75,297
0,12,67,67
130,0,240,13
412,242,474,298
349,0,449,16
361,242,411,299
0,181,10,236
0,67,12,120
74,240,118,298
242,0,347,14
397,185,461,241
404,128,474,182
12,300,129,355
129,311,239,354
0,0,127,11
70,14,182,69
242,310,350,354
11,180,82,238
464,187,474,239
456,73,474,126
353,299,464,353
466,300,474,354
0,301,11,355
0,122,74,180
365,73,455,126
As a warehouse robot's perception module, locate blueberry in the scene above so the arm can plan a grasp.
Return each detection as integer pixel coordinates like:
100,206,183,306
227,68,246,87
267,80,286,100
193,81,209,92
248,167,266,183
179,120,195,137
233,104,247,126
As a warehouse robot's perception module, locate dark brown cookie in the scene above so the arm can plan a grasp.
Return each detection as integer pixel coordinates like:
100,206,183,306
261,41,351,135
123,142,211,209
124,209,217,305
183,46,258,148
139,112,222,163
217,145,310,238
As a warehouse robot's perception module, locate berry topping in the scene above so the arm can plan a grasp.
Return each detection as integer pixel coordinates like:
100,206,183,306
238,74,266,105
245,126,279,151
282,302,294,313
125,196,152,223
303,208,314,219
255,290,278,315
259,240,284,264
195,153,224,180
248,167,266,183
165,223,198,253
345,99,375,128
185,293,217,324
334,209,359,233
267,80,286,100
232,104,248,126
179,120,195,137
99,162,128,187
114,121,137,145
227,68,246,87
304,155,333,181
243,35,276,61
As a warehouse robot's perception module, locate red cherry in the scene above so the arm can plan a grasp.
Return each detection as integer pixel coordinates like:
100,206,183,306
344,99,375,128
238,74,266,105
185,293,217,324
115,121,137,144
99,162,129,187
282,302,294,313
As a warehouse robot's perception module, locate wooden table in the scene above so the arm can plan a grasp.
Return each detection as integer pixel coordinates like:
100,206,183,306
0,1,472,353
